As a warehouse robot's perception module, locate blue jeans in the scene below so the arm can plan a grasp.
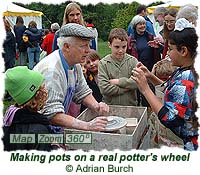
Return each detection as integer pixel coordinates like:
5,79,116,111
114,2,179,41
17,49,27,66
27,46,40,69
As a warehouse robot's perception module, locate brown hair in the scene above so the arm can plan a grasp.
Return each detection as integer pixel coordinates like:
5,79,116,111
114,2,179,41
108,28,128,43
86,49,101,61
4,19,11,32
19,84,48,112
154,59,176,80
16,16,24,27
163,8,178,40
62,2,84,26
28,21,37,28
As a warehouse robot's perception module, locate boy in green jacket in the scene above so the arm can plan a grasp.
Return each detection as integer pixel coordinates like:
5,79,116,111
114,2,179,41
98,28,138,106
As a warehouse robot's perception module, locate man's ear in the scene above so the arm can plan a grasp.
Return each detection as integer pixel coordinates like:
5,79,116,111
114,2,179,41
64,42,70,50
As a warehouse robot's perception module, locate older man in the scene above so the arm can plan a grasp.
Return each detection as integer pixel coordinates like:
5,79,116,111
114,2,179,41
34,23,109,133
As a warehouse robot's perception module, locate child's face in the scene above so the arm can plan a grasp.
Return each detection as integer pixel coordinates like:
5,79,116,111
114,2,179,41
81,61,87,78
168,43,182,67
86,57,99,74
108,38,127,60
19,82,48,112
40,82,48,102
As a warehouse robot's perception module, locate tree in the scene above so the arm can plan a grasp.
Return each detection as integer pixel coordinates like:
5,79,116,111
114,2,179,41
112,2,139,31
14,1,164,41
89,2,128,41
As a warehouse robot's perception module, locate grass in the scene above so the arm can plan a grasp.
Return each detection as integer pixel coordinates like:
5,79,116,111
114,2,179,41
98,39,110,58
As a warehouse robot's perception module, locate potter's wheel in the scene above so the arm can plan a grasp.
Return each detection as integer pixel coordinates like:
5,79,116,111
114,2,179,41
105,116,127,131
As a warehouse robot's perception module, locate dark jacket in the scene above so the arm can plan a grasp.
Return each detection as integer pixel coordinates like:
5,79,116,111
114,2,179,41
81,71,103,112
2,106,51,151
127,31,161,71
86,72,102,103
23,27,43,47
2,30,16,70
14,24,27,51
52,30,59,51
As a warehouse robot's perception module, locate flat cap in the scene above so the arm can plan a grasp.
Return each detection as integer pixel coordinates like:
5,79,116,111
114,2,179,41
59,23,96,39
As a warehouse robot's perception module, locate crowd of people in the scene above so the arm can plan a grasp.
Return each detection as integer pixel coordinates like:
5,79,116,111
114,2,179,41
2,2,198,151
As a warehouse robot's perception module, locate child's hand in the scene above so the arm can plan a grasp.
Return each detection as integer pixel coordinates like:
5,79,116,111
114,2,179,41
131,67,149,94
134,62,151,78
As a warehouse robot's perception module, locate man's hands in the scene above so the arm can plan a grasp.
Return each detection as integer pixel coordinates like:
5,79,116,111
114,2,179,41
87,116,108,131
84,102,109,131
93,102,109,116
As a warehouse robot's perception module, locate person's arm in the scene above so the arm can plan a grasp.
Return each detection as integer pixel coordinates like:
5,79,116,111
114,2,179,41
157,73,195,129
98,60,127,96
50,112,108,131
50,113,87,129
110,77,137,90
132,66,196,137
136,62,163,86
82,93,109,115
131,67,163,114
45,81,108,131
148,72,164,86
43,64,108,132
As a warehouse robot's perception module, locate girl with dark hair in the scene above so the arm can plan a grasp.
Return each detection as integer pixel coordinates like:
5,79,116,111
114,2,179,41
131,18,198,151
14,16,27,66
